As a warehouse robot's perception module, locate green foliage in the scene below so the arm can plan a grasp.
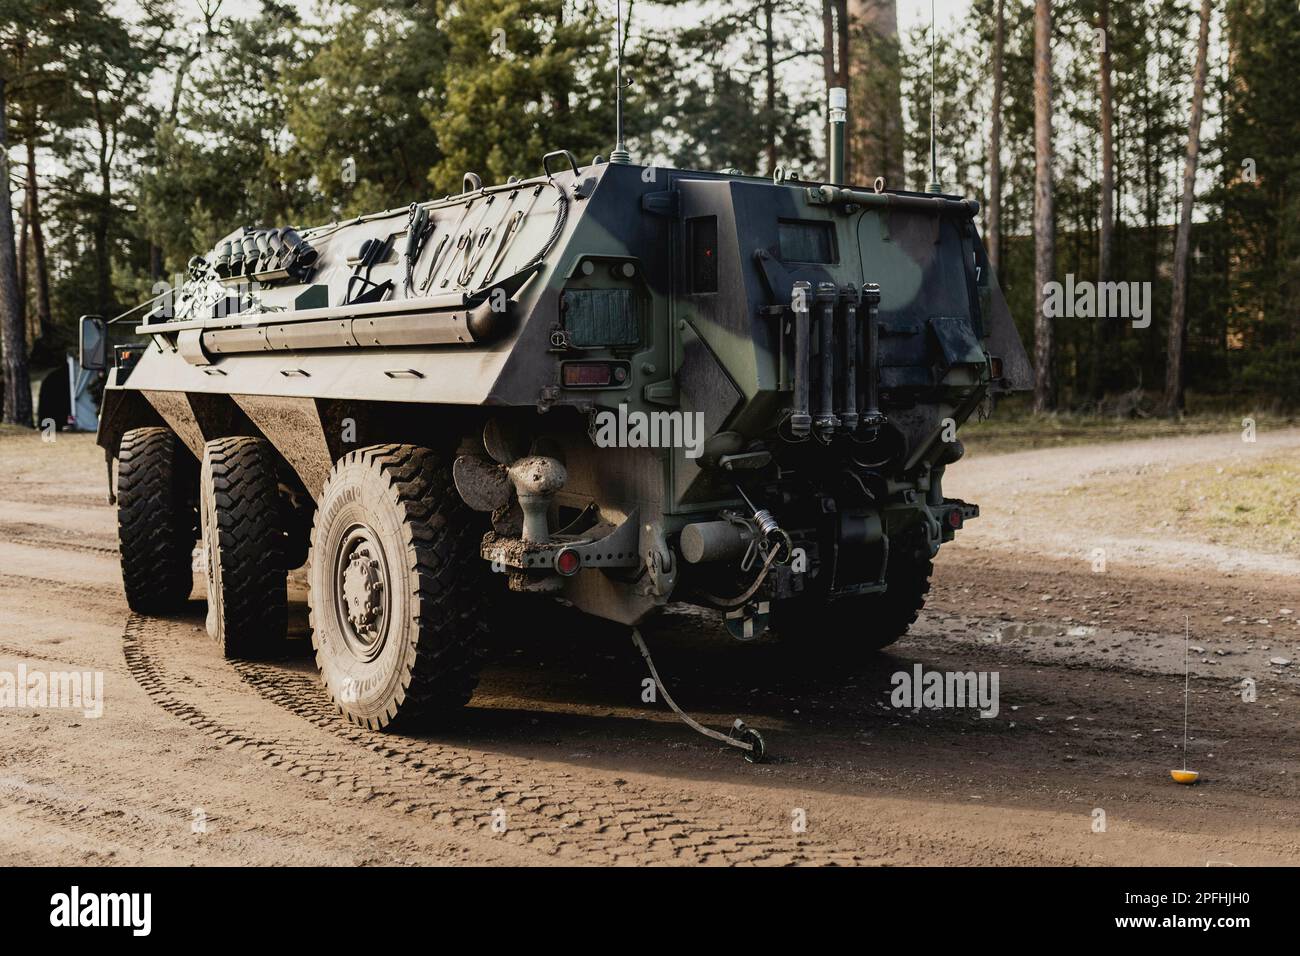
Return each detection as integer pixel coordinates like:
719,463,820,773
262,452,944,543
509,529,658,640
1,0,1296,412
1218,0,1300,399
429,0,614,191
630,0,819,176
134,2,310,283
281,0,447,219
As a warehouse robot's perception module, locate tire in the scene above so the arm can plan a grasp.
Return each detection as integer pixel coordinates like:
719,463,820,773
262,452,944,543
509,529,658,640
117,427,198,614
200,436,287,658
772,553,932,655
309,444,487,730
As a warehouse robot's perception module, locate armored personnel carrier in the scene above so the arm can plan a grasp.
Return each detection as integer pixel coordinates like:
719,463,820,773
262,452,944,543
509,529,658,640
82,95,1030,733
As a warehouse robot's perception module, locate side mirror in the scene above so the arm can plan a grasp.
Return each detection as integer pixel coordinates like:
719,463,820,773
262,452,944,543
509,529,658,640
79,315,107,371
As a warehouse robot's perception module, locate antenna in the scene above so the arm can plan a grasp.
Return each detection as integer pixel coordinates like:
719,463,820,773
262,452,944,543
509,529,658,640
926,0,941,193
610,0,631,164
1182,616,1190,771
1169,614,1200,784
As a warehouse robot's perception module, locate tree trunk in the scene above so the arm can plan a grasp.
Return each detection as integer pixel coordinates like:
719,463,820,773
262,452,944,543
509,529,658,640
763,0,777,174
0,77,33,426
822,0,850,91
987,0,1004,272
1163,0,1212,416
24,136,51,343
1097,0,1114,291
93,102,112,313
822,0,837,91
848,0,904,186
1090,0,1116,401
1032,0,1055,413
17,185,28,341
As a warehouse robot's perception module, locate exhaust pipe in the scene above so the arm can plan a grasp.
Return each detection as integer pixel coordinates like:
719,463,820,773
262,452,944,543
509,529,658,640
790,280,812,437
815,282,839,435
861,282,884,425
839,285,859,430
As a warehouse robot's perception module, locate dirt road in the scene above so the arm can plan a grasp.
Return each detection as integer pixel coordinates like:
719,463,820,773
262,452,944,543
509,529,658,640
1,425,1297,865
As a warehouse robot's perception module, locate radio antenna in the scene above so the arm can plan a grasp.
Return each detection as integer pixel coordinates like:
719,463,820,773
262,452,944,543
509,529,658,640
926,0,941,193
610,0,631,164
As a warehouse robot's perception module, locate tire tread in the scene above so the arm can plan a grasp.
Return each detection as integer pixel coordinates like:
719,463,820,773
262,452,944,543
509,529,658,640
117,427,195,613
203,436,287,657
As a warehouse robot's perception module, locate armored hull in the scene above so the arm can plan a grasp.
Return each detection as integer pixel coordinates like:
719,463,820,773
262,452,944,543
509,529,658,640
91,151,1030,732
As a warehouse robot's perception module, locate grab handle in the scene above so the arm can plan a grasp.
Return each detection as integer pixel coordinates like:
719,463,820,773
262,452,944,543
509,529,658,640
542,150,579,179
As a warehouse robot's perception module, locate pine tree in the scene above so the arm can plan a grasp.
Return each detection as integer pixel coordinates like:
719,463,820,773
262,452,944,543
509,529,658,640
282,0,447,218
1163,0,1213,414
848,0,904,185
987,0,1005,273
430,0,615,191
1032,0,1055,412
0,71,29,425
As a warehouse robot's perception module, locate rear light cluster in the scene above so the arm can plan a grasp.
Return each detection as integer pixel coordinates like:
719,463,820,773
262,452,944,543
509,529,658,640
561,361,630,388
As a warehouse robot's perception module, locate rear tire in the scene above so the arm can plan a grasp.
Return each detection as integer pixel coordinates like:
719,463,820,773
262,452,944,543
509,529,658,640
772,553,932,655
200,437,287,658
116,427,197,614
309,444,487,730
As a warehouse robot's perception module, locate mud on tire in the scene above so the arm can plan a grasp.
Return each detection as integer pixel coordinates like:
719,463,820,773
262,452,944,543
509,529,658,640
117,426,198,614
309,444,487,731
201,436,288,658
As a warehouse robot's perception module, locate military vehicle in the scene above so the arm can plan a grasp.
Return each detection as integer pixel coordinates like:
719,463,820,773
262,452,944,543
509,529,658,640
81,87,1031,742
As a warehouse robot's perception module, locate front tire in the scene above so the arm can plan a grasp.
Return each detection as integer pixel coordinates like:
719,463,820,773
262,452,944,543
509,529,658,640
309,444,487,730
116,427,197,614
200,437,288,658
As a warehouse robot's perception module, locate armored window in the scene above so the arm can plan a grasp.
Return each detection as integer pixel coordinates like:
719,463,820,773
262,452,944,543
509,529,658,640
687,217,718,294
561,289,639,347
778,219,836,264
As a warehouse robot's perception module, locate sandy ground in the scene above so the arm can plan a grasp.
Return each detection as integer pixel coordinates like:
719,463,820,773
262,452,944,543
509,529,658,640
0,425,1297,866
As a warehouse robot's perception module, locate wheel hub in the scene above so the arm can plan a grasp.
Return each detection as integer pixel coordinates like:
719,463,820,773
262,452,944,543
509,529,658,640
334,527,389,659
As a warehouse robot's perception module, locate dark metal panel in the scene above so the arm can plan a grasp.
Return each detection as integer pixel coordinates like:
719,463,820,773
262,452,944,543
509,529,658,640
232,394,334,498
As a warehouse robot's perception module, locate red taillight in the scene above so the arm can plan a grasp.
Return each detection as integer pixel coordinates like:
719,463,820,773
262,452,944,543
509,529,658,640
555,548,581,576
562,362,612,387
947,509,963,529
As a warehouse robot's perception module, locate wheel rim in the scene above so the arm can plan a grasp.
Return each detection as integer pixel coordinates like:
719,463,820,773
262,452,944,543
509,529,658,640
333,523,391,662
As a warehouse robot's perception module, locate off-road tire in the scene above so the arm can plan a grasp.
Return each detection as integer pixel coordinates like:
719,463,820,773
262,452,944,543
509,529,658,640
309,444,487,730
772,553,933,655
200,436,287,658
117,426,198,613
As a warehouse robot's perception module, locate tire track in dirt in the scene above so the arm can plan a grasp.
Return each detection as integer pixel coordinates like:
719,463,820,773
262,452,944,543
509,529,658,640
0,774,220,863
0,493,111,513
229,639,1109,865
125,613,874,865
232,660,877,865
0,521,118,557
0,641,122,675
0,774,408,867
0,572,121,601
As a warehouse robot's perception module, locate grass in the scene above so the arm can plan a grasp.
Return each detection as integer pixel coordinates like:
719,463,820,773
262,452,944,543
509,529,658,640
1066,453,1300,558
963,396,1296,457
